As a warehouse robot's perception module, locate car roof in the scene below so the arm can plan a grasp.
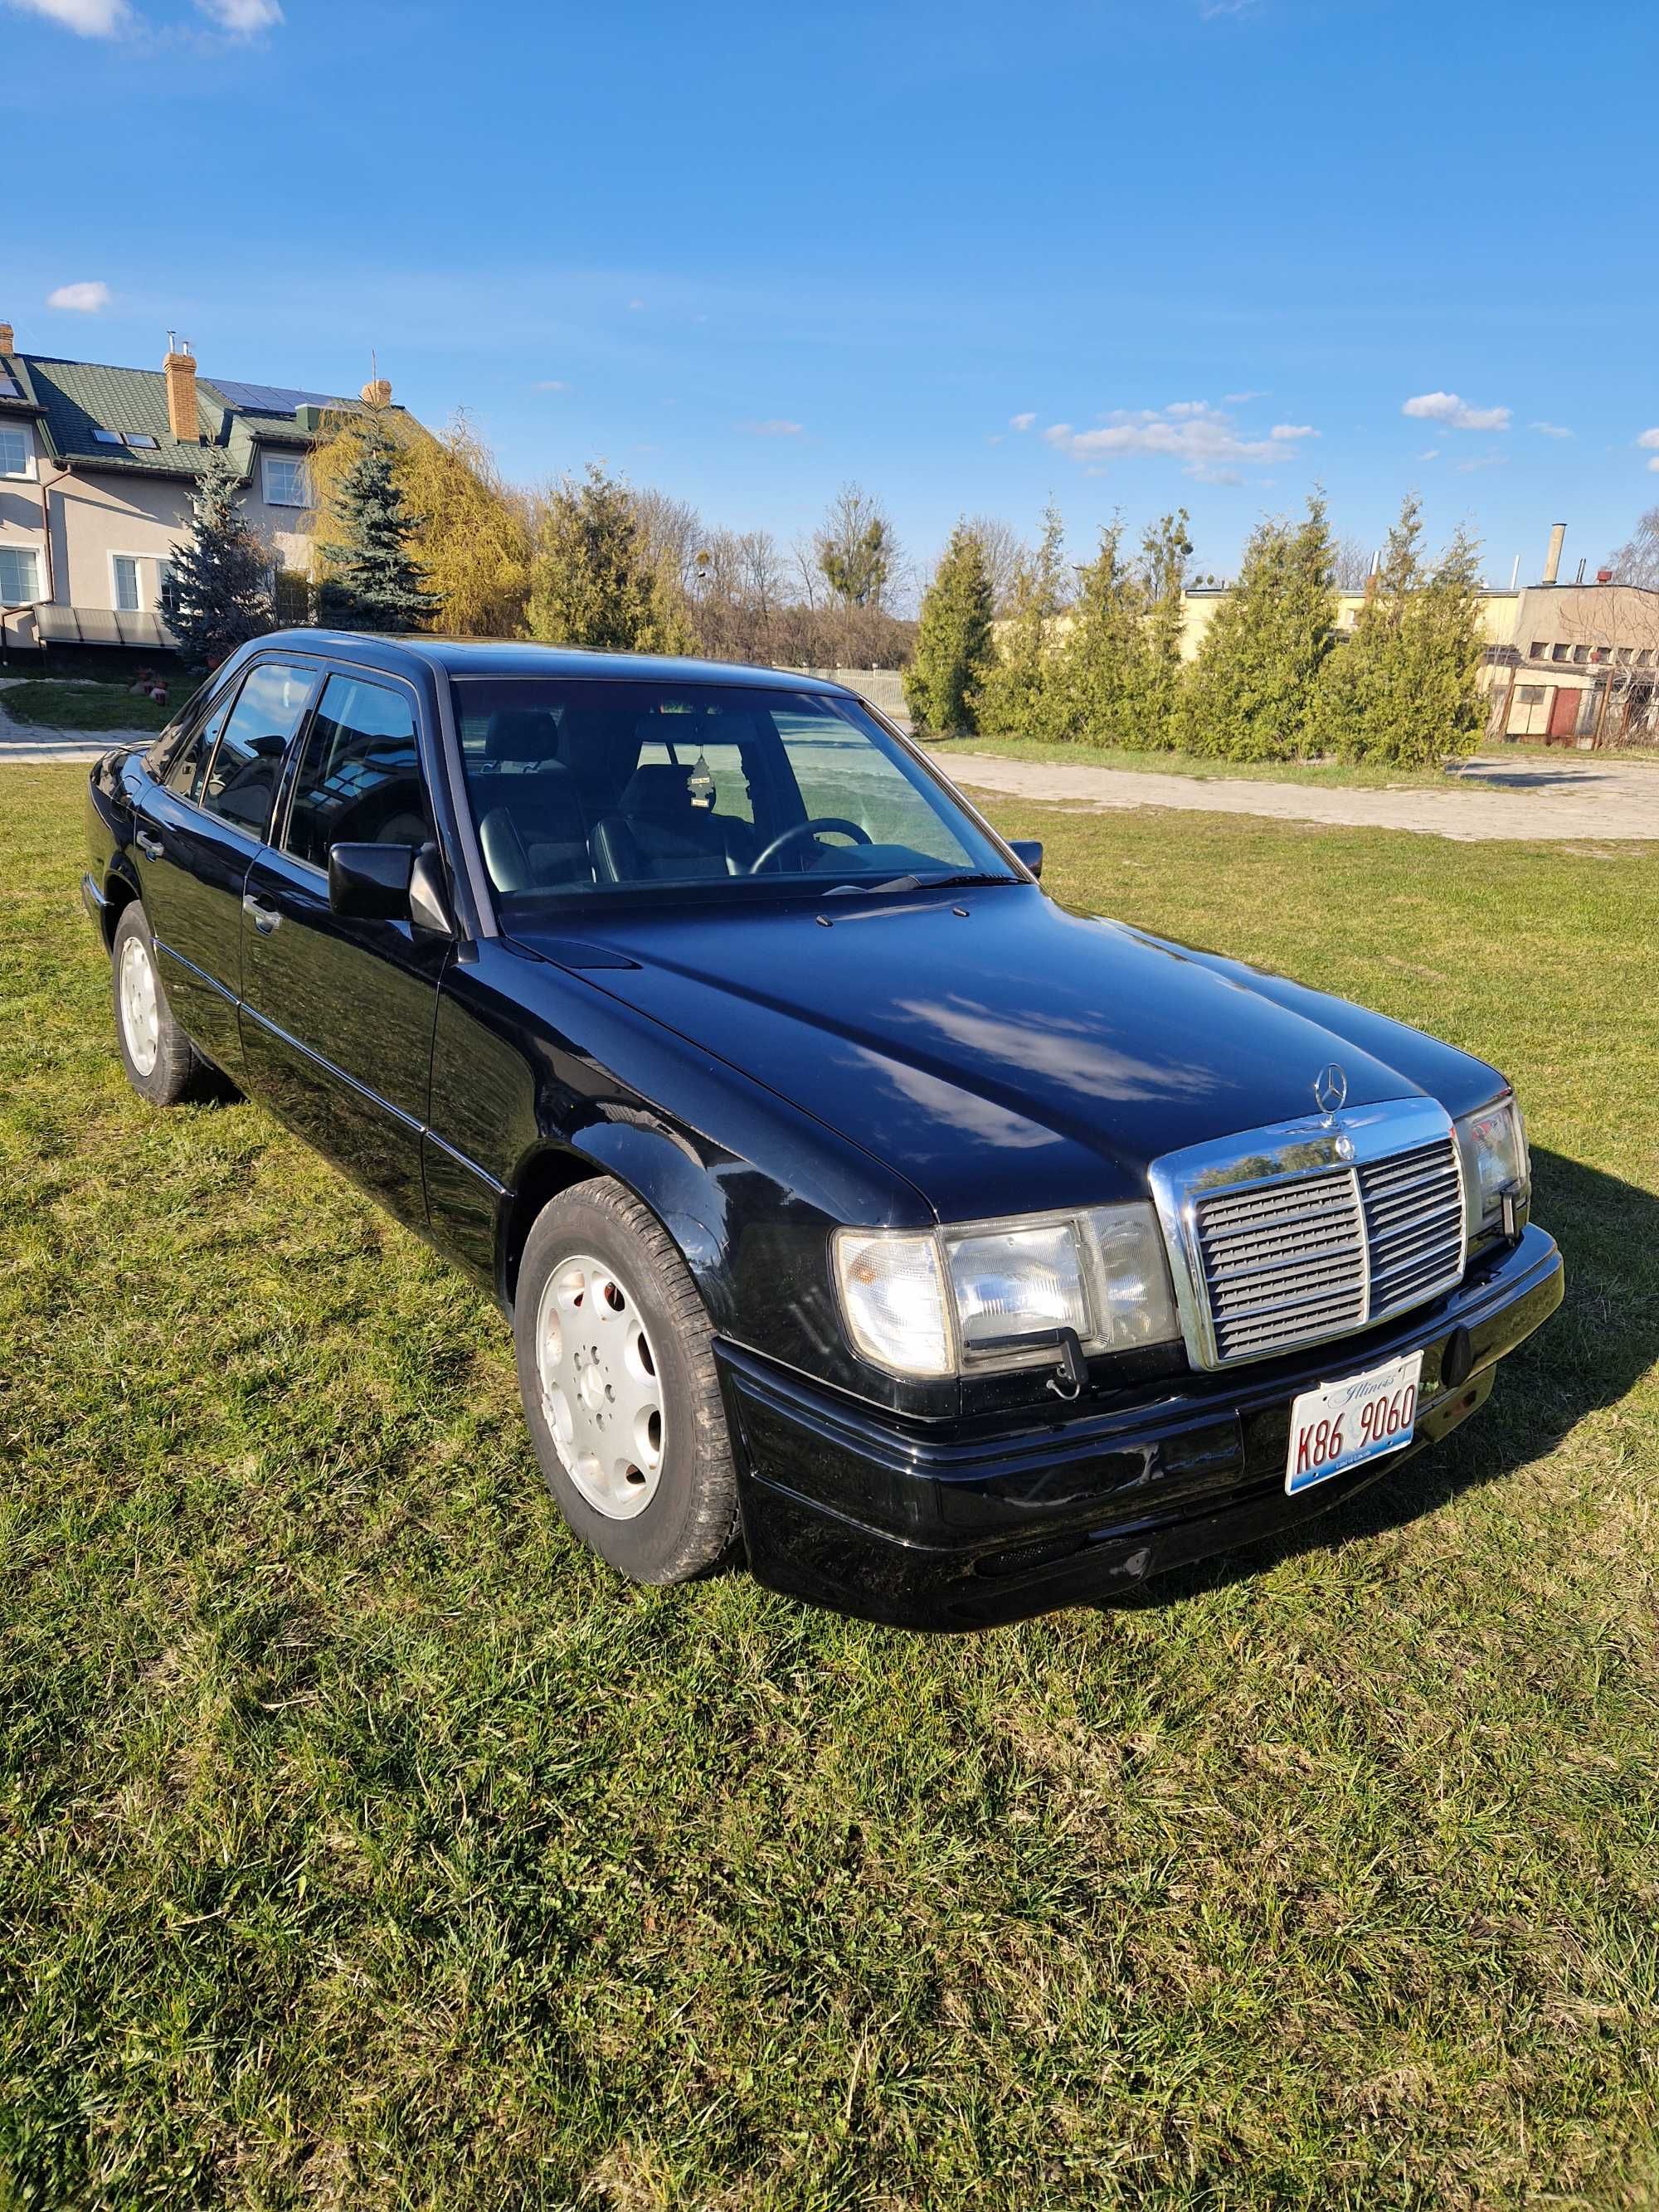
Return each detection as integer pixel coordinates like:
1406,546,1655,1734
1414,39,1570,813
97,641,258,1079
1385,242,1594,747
253,631,859,697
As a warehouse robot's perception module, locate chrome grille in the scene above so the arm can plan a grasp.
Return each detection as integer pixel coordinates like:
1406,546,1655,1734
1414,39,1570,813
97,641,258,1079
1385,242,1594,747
1151,1101,1467,1371
1196,1167,1367,1364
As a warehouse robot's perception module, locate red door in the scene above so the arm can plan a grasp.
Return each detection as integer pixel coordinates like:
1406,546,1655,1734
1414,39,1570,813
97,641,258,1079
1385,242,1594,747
1548,686,1580,741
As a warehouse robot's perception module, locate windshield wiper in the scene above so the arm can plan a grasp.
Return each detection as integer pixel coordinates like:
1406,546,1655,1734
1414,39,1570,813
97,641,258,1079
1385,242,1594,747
821,875,922,896
912,871,1017,891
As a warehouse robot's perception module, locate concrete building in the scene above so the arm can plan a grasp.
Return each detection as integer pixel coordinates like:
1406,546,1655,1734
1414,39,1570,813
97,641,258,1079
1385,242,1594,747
1184,523,1659,746
0,320,407,662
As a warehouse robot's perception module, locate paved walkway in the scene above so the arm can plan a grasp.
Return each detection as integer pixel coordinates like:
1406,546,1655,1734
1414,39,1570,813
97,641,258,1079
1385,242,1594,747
0,677,156,764
927,748,1659,843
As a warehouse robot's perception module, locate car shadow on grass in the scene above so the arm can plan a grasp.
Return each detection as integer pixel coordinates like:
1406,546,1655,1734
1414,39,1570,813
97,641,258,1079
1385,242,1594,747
1113,1146,1659,1608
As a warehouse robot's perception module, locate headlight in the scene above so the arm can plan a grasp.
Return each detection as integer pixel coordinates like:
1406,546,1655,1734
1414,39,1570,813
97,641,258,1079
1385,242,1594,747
834,1207,1180,1379
1454,1094,1530,1239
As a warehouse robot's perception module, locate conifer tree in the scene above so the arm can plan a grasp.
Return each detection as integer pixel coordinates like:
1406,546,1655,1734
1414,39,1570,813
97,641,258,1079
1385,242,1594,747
1051,522,1151,743
318,417,437,632
525,466,693,654
1310,495,1486,764
903,523,995,733
160,445,275,669
1179,493,1337,760
973,503,1067,737
1136,508,1194,749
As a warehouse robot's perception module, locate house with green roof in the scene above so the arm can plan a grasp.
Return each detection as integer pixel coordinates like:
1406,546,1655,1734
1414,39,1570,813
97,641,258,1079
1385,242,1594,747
0,319,406,660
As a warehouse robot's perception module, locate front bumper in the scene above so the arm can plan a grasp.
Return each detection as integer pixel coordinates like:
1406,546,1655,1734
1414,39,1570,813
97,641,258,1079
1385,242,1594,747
717,1224,1564,1630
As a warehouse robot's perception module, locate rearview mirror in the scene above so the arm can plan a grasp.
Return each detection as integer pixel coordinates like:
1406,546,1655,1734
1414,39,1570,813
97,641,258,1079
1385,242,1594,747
328,841,414,921
1010,839,1044,879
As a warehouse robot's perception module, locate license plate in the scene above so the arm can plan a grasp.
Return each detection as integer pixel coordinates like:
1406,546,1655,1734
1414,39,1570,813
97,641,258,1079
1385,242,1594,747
1286,1349,1423,1495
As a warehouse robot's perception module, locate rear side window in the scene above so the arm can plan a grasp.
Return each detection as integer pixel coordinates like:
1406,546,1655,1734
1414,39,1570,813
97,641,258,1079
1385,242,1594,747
161,685,236,800
199,661,318,836
283,673,429,871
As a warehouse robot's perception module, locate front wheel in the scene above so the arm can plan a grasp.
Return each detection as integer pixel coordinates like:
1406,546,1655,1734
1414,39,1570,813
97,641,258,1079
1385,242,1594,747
110,902,207,1106
513,1181,741,1585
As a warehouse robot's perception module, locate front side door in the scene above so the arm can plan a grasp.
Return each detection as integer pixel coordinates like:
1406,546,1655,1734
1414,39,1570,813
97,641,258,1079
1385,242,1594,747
238,668,449,1228
134,659,321,1070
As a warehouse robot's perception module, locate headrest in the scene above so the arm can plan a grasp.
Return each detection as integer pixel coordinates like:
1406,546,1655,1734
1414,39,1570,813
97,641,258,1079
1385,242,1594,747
484,707,560,764
557,707,635,808
619,763,694,819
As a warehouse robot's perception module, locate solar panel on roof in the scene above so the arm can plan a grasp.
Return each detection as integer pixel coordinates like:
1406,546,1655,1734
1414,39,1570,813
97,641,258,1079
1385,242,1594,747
214,378,348,416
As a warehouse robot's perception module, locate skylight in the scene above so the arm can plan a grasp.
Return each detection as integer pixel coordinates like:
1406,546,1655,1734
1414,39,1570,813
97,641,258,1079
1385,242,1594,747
90,429,162,450
93,428,122,444
124,434,158,450
0,377,21,399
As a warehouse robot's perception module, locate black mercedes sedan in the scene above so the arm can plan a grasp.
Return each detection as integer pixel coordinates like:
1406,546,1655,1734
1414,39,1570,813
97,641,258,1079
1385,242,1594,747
83,634,1564,1627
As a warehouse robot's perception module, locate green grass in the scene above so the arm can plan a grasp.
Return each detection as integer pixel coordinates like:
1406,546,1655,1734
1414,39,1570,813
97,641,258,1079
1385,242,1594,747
927,734,1507,790
0,678,172,735
3,766,1657,2208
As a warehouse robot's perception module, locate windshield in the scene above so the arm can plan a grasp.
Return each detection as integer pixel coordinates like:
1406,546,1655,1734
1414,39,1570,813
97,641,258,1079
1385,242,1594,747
450,677,1016,915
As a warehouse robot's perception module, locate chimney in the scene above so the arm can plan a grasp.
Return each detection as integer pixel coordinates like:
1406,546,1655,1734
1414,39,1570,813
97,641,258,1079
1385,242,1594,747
163,337,198,441
360,376,392,408
0,323,13,356
1543,522,1565,586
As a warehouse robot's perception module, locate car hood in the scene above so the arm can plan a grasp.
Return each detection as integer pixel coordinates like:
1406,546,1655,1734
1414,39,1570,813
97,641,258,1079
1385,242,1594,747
513,884,1502,1220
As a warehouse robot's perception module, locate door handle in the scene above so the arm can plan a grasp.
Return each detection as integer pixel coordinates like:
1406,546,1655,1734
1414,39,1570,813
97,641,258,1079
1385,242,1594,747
135,829,163,861
242,893,281,936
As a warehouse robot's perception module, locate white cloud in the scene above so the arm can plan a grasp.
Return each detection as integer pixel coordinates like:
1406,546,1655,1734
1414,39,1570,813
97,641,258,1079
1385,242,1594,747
195,0,280,27
738,418,805,438
1650,457,1659,474
1270,423,1317,441
1638,428,1659,450
1530,421,1573,439
1009,411,1035,432
1418,448,1441,461
46,280,110,312
1200,0,1257,17
534,378,569,392
626,299,645,312
1454,452,1508,474
1042,400,1309,482
4,0,129,32
1223,389,1267,405
1402,391,1511,433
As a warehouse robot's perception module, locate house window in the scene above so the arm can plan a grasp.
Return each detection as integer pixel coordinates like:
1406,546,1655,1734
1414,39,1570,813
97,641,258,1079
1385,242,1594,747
1571,645,1589,665
0,546,41,602
1591,645,1610,664
1528,639,1547,659
1639,649,1654,668
1518,686,1545,705
1,425,32,478
1550,644,1569,662
262,455,311,508
113,556,143,612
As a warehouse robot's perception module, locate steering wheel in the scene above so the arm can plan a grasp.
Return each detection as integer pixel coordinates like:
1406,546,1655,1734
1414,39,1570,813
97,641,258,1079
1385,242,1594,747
748,817,872,875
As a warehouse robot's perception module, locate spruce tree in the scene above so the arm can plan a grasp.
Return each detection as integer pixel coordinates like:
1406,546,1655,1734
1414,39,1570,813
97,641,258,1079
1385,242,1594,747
318,419,437,632
1179,493,1337,760
903,523,995,734
160,446,275,670
1311,495,1486,764
525,466,693,654
973,504,1067,738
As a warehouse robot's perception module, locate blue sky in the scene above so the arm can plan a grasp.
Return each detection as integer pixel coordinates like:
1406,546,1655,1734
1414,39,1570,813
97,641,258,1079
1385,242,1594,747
7,0,1658,592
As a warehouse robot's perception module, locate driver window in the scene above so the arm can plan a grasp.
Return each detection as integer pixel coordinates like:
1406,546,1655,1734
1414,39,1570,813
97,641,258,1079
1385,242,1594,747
199,661,318,837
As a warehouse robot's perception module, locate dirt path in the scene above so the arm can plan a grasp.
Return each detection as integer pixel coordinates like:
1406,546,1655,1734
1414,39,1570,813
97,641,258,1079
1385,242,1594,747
928,748,1659,843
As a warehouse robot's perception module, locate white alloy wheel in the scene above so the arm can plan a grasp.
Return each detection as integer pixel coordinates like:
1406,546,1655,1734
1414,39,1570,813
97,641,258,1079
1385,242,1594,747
118,931,161,1077
534,1252,666,1519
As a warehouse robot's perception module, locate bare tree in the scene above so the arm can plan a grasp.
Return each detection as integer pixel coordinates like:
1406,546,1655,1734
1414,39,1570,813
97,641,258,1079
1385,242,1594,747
1331,535,1374,591
815,483,901,613
630,486,704,596
961,514,1024,615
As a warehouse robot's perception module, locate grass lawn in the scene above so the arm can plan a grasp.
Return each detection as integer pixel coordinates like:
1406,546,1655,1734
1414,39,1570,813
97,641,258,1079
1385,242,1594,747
0,679,172,736
926,734,1511,791
2,764,1657,2208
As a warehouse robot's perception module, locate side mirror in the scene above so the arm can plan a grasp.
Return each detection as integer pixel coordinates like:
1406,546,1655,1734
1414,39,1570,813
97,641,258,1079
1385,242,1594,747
1010,839,1044,879
328,841,414,921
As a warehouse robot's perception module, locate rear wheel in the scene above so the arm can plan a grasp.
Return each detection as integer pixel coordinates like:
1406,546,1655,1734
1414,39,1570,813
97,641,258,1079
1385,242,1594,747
513,1180,740,1585
110,902,207,1106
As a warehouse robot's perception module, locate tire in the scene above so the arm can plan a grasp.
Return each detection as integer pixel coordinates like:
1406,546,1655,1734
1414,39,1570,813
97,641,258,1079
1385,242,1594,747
110,902,207,1107
513,1179,741,1586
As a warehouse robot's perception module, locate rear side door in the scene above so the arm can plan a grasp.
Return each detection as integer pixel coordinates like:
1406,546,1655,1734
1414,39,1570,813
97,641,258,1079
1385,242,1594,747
134,659,321,1071
238,667,449,1228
